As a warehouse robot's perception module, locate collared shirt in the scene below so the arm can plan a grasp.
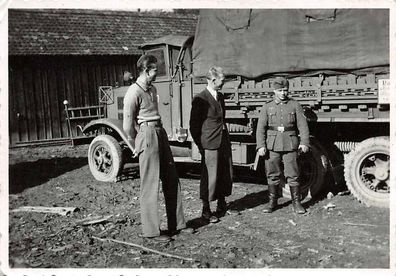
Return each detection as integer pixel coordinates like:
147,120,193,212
123,77,161,138
274,98,289,105
206,85,218,101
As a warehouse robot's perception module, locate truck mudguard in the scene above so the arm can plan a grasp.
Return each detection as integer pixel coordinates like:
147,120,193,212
82,118,135,152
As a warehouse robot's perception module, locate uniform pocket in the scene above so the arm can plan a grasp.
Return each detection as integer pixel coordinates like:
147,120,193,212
269,111,277,124
289,133,299,150
266,133,277,150
288,112,296,123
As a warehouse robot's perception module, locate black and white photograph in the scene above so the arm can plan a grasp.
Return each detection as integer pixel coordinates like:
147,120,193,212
0,0,395,275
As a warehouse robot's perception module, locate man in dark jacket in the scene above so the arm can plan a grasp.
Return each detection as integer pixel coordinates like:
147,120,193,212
256,77,310,214
189,66,233,223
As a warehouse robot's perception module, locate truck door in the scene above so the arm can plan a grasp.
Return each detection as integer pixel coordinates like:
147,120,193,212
145,47,173,137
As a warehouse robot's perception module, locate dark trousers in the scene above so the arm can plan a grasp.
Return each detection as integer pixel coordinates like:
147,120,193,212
137,125,186,237
200,133,233,201
265,150,299,187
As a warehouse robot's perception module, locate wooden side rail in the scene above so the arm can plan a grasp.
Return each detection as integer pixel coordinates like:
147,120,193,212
63,100,105,145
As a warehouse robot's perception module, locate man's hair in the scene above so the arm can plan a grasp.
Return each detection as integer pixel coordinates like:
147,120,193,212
137,55,157,74
206,66,224,80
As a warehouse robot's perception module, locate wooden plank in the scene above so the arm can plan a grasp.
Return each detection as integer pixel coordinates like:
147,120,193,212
74,65,84,106
47,68,61,138
115,62,124,87
8,60,19,145
64,65,77,136
11,206,78,216
109,63,117,87
58,61,69,138
80,64,90,106
55,67,67,138
70,115,103,121
32,64,46,140
25,65,39,140
67,105,102,111
17,65,29,142
64,65,74,106
95,64,103,91
87,63,97,104
41,65,53,139
102,64,110,86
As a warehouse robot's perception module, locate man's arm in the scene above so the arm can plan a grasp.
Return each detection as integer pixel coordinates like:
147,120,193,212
295,102,310,148
256,103,268,152
123,87,139,148
189,96,207,151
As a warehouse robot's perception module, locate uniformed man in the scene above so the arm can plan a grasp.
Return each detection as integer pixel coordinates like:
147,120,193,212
123,55,186,242
256,77,310,214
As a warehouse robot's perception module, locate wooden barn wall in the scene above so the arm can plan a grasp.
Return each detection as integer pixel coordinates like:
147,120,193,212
9,55,138,146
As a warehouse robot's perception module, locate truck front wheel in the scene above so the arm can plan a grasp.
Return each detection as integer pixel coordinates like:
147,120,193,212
344,136,390,208
88,135,123,182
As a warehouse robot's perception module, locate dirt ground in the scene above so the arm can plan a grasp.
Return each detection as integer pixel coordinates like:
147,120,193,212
7,144,390,269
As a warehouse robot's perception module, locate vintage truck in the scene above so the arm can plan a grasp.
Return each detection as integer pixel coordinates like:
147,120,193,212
81,9,390,208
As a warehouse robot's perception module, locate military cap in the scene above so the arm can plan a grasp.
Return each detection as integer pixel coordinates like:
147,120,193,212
273,77,289,90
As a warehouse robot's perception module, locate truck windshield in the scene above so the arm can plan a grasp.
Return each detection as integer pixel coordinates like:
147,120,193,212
145,48,167,78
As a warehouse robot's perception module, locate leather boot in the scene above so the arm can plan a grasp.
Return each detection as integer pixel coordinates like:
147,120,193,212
290,185,306,214
263,185,278,213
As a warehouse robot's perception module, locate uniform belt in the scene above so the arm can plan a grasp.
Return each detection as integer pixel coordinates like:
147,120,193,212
268,126,295,132
139,120,162,127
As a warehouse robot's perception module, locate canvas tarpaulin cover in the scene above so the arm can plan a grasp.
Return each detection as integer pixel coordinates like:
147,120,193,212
192,9,389,78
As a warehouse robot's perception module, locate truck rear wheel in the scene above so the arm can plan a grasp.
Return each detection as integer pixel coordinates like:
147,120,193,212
281,138,328,200
344,136,389,208
88,134,123,182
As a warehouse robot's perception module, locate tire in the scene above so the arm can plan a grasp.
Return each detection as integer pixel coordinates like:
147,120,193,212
281,138,329,200
88,134,123,182
344,136,389,208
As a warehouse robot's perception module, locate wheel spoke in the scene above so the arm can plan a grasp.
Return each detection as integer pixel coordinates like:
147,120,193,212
371,178,380,189
103,156,112,165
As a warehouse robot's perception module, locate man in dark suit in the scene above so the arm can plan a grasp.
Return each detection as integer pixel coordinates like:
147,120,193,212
256,77,310,214
189,66,233,223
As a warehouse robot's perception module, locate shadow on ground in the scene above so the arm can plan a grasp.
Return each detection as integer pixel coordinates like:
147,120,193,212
186,190,270,230
9,157,87,194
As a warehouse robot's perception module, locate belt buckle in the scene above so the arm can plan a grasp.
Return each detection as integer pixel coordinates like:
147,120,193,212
277,126,285,132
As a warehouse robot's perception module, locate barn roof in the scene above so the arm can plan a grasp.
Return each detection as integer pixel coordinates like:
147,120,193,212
8,9,198,55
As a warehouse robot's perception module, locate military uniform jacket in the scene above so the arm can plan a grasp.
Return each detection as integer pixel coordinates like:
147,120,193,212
189,89,230,150
256,98,310,152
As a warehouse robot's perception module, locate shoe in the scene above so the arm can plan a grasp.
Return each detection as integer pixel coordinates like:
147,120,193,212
226,209,240,215
215,207,227,217
201,209,220,223
290,185,306,214
179,227,195,234
216,199,227,216
216,206,239,216
145,235,172,243
169,227,195,236
207,215,220,223
263,184,278,213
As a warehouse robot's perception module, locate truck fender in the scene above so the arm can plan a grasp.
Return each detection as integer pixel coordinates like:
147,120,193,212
82,118,135,153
